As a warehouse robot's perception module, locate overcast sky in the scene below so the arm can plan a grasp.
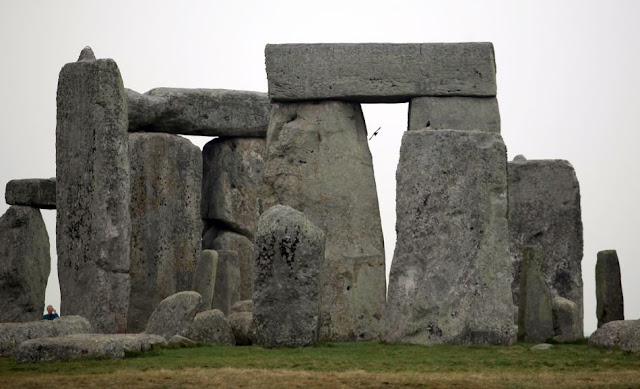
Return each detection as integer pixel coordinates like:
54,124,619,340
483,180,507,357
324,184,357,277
1,0,638,336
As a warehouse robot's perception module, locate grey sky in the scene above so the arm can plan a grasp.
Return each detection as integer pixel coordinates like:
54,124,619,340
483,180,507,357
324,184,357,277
1,0,638,336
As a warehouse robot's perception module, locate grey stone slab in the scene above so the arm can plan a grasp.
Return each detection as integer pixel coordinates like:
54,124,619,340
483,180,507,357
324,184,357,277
5,178,56,209
210,231,255,301
185,309,235,346
262,101,387,341
145,291,203,340
517,247,554,343
55,50,131,334
589,319,639,349
408,96,500,132
211,250,240,316
265,43,497,102
386,129,514,346
228,311,255,346
0,316,91,357
230,300,253,314
596,250,624,327
552,297,582,342
191,250,219,310
127,88,270,137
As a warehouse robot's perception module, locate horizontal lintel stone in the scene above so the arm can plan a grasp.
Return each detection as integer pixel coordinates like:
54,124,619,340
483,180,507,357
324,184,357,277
5,178,56,209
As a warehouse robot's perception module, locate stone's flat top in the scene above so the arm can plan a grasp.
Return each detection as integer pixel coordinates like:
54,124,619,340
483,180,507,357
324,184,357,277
266,43,497,102
408,96,500,133
5,178,56,209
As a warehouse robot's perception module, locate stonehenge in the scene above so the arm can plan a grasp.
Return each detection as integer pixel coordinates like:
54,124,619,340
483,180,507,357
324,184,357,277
517,247,554,343
5,178,56,209
596,250,625,327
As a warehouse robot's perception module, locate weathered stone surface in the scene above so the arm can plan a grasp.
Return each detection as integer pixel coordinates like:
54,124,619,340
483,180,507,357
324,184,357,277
531,343,554,350
508,158,583,335
210,231,255,301
408,96,500,132
266,43,497,102
5,178,56,209
386,129,514,345
0,316,91,357
228,312,255,346
211,250,240,315
127,88,270,137
596,250,624,328
0,206,50,323
127,132,202,333
56,51,130,334
185,310,235,346
618,320,640,353
145,291,203,340
552,297,582,342
517,247,554,343
230,300,253,314
589,320,640,350
253,205,325,347
202,137,265,239
14,333,166,363
262,102,386,341
168,334,196,347
191,250,219,311
77,46,96,61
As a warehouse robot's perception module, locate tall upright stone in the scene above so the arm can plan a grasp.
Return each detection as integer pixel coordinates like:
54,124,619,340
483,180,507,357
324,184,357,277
517,247,554,343
127,133,203,333
209,231,255,301
191,250,218,311
262,101,386,341
211,250,240,315
508,157,584,335
0,206,50,323
56,48,130,333
386,129,514,345
596,250,624,327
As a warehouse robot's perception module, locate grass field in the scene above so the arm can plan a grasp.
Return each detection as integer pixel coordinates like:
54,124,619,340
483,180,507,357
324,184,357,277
1,341,639,388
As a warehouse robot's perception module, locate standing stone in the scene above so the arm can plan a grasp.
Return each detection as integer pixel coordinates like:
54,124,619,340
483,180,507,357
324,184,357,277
56,49,130,334
262,101,386,341
253,205,325,347
596,250,624,327
508,158,584,335
209,231,255,300
408,97,500,132
191,250,219,310
5,178,56,209
0,206,50,323
552,297,582,342
127,132,202,333
517,247,554,343
386,129,514,345
211,250,240,315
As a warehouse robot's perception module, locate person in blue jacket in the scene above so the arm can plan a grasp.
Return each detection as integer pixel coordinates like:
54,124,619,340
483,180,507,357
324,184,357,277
43,305,59,320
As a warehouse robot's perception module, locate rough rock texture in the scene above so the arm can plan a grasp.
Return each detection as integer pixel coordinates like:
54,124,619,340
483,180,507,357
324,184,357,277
202,137,265,239
5,178,56,209
128,132,202,333
253,205,325,347
145,291,203,340
508,158,583,335
552,297,582,342
531,343,553,350
262,102,386,341
589,320,640,352
210,231,255,300
211,250,240,315
0,316,92,357
230,300,253,314
56,51,130,334
596,250,624,327
191,250,219,310
266,43,497,102
517,247,554,343
127,88,270,137
228,312,255,346
185,309,235,346
0,206,50,323
168,334,196,347
386,129,514,345
14,333,166,363
618,321,640,353
408,97,500,132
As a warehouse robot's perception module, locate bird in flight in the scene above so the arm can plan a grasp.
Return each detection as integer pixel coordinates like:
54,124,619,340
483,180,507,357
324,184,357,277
368,127,382,140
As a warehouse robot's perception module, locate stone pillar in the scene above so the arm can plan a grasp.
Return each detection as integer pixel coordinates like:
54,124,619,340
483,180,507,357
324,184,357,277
56,47,130,333
262,101,386,341
596,250,624,327
386,129,514,345
209,231,255,301
191,250,219,311
517,247,554,343
212,250,240,315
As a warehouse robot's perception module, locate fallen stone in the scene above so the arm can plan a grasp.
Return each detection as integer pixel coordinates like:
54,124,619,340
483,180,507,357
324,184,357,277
14,333,166,363
0,206,50,323
596,250,624,327
145,291,203,340
518,247,554,343
168,334,196,347
618,320,640,353
127,88,270,137
127,132,202,333
191,250,219,310
0,316,92,357
228,312,255,346
56,49,131,334
265,43,497,102
386,129,514,346
552,297,582,343
210,231,255,300
185,310,235,346
230,300,253,314
5,178,56,209
531,343,554,350
211,250,241,315
408,96,500,132
589,320,639,349
262,101,386,341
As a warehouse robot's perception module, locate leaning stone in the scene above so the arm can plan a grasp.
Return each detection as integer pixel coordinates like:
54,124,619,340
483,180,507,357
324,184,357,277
0,206,50,323
185,310,235,346
230,300,253,314
262,101,386,341
56,49,130,334
386,129,514,346
228,312,255,346
5,178,56,209
127,88,270,137
127,132,202,333
210,231,255,301
518,247,555,343
191,250,219,310
168,334,196,347
0,316,92,357
531,343,554,350
589,320,638,349
211,250,241,315
408,96,500,132
508,158,583,336
145,291,203,340
596,250,624,327
552,297,582,343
